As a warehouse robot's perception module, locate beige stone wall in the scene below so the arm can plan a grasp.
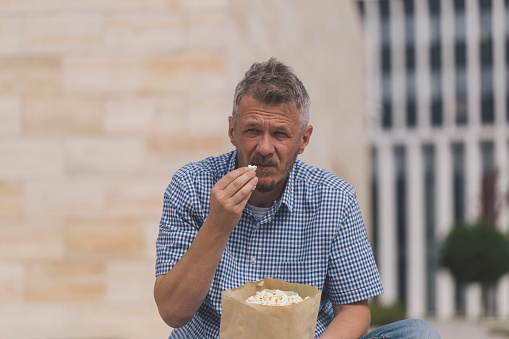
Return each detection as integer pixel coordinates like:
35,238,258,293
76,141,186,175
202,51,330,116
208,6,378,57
0,1,367,338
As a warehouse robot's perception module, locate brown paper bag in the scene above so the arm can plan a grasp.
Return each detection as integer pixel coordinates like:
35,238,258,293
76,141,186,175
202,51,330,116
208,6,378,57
220,277,322,339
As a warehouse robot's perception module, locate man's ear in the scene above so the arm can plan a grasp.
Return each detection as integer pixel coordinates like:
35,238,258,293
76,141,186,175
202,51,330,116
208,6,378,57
228,116,237,147
298,125,313,154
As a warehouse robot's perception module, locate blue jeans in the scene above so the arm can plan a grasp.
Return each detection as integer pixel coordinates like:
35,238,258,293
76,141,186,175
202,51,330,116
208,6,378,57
360,319,441,339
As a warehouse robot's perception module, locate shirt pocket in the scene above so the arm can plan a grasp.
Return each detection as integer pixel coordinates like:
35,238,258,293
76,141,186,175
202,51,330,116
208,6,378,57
276,259,327,290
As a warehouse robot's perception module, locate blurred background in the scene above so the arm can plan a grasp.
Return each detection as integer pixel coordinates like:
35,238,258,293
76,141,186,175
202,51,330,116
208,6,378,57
0,0,508,338
358,1,509,338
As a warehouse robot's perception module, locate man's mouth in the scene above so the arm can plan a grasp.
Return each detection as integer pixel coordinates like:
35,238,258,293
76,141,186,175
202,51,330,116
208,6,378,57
252,163,276,169
249,155,278,170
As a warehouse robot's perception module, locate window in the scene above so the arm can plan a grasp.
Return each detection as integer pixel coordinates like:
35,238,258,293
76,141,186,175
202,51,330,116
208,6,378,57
407,71,417,127
429,0,441,124
382,101,393,129
430,45,441,71
357,0,365,19
456,67,468,125
423,145,437,314
431,71,441,99
404,0,415,47
454,0,465,11
380,0,390,17
481,67,494,124
506,0,509,125
506,31,509,121
429,0,441,46
454,0,466,43
405,18,415,46
479,0,494,125
455,2,467,125
407,71,416,100
481,96,494,124
479,0,492,41
506,40,509,65
481,66,494,95
407,101,417,128
506,95,509,123
394,146,407,305
405,0,416,128
380,0,391,47
456,97,468,125
382,71,392,129
406,45,415,71
431,71,443,127
481,141,495,174
371,147,379,261
480,141,496,221
382,75,392,102
380,1,392,130
455,42,466,67
429,0,440,14
480,40,493,67
452,143,465,222
382,46,392,75
404,0,414,14
431,99,443,127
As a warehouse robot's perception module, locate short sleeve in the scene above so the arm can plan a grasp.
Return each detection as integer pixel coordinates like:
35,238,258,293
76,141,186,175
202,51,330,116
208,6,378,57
325,196,383,305
155,173,201,276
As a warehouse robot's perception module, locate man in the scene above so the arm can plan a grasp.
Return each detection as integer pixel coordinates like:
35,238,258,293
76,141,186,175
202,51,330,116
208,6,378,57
154,58,440,338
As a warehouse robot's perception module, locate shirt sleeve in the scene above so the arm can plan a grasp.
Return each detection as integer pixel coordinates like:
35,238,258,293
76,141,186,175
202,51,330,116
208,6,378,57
155,172,202,277
325,195,384,305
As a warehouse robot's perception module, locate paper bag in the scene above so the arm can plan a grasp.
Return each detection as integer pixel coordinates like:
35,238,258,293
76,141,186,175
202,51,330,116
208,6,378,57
220,277,322,339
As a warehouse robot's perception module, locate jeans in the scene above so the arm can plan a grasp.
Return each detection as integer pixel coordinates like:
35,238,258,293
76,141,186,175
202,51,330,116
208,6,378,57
360,319,441,339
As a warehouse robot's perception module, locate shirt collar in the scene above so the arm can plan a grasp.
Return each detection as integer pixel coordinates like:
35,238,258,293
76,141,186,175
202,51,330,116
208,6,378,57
227,150,237,173
279,162,296,213
228,150,296,214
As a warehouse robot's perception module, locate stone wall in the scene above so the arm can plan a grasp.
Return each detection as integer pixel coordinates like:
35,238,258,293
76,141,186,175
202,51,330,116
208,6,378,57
0,1,367,338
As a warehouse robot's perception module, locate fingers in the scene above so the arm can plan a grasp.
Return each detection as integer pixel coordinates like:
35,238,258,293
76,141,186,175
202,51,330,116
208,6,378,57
229,175,258,206
212,167,257,205
214,167,253,191
208,167,257,234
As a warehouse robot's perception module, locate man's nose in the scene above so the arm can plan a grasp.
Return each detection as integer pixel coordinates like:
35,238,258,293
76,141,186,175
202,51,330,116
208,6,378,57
256,133,275,155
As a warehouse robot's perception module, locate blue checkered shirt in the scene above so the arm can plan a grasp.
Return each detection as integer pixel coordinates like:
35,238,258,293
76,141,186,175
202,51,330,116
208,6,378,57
156,151,383,338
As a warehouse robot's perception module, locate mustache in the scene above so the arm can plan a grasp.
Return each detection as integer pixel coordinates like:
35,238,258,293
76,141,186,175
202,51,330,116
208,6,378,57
250,154,279,166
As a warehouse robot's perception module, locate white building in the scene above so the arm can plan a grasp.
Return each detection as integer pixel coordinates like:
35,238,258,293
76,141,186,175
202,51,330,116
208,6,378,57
357,0,509,320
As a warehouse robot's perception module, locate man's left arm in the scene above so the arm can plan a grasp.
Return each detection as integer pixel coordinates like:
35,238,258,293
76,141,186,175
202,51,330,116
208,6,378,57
317,300,371,339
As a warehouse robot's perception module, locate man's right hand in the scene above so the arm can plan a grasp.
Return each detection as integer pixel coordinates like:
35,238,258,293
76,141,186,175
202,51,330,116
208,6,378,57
207,167,258,235
154,167,257,328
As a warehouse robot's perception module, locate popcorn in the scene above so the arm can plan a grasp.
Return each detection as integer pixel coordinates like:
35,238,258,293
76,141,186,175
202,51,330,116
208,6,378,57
248,165,257,191
221,278,322,338
246,289,307,306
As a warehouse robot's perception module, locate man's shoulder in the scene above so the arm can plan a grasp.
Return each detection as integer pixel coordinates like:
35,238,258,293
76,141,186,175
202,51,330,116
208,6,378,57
293,160,357,198
173,151,234,181
166,151,234,206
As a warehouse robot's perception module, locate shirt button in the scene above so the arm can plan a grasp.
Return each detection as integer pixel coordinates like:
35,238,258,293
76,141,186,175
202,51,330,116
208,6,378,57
254,224,260,230
250,256,256,264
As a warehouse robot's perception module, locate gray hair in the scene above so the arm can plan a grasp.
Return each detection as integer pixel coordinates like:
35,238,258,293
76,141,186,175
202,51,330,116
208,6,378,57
232,58,310,129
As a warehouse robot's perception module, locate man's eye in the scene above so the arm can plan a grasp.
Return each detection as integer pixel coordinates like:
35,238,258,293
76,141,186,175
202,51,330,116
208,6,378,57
275,131,289,137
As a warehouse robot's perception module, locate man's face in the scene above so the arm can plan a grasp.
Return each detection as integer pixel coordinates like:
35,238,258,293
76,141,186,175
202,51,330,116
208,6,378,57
228,95,312,194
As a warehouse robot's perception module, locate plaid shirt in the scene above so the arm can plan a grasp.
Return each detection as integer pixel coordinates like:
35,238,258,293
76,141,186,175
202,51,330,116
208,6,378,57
156,151,383,338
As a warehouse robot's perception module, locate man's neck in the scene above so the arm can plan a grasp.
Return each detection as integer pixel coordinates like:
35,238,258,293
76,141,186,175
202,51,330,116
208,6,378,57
247,185,285,208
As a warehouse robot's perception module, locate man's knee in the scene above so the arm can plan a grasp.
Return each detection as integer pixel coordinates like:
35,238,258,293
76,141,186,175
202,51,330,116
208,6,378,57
361,318,440,339
401,319,440,338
